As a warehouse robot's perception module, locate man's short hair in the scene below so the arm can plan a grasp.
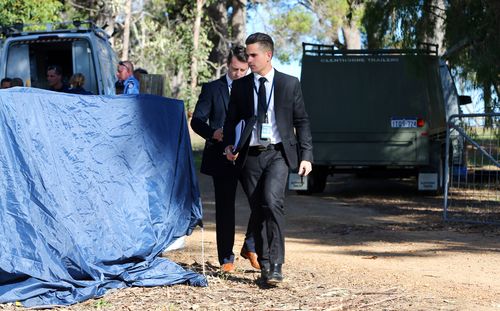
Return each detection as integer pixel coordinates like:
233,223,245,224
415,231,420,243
245,33,274,55
1,78,12,84
226,45,248,65
47,65,63,75
134,68,148,75
11,77,23,87
119,60,134,73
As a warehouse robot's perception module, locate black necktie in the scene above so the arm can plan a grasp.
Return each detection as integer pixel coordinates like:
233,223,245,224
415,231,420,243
257,77,267,123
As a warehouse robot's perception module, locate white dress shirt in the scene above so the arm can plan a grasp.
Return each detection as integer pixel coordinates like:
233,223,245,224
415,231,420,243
250,68,282,146
226,74,233,94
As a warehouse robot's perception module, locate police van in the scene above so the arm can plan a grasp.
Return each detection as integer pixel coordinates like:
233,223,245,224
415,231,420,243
0,21,118,94
300,43,470,193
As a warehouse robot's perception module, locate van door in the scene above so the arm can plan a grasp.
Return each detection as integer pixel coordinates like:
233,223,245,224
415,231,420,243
0,39,3,68
6,43,31,86
94,37,118,95
72,40,97,94
0,40,3,78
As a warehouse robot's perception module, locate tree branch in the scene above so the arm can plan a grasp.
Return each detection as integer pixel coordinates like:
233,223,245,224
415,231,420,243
67,0,99,13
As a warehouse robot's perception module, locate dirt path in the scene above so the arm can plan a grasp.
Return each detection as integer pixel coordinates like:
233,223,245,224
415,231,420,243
164,173,500,310
1,172,498,310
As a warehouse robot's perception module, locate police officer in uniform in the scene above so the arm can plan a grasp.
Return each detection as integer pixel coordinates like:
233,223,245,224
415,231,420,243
116,60,140,95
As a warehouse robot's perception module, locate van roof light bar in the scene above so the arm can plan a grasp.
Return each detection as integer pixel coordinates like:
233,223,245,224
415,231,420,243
0,20,109,39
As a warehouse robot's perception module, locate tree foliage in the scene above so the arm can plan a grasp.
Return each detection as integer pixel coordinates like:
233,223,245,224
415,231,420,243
362,0,444,49
0,0,63,28
206,0,248,77
131,0,213,111
256,0,364,63
62,0,215,112
444,0,499,111
363,0,499,112
270,5,314,63
1,1,248,112
254,0,497,112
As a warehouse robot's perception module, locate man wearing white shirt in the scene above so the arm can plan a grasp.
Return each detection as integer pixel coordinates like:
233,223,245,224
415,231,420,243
224,33,313,285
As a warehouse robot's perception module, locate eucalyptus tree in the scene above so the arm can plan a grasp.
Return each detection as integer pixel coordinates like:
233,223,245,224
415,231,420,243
252,0,365,63
206,0,248,77
63,0,119,44
363,0,499,114
65,0,214,112
0,0,63,29
131,0,213,111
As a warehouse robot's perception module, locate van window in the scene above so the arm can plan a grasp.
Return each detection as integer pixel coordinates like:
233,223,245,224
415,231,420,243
72,40,97,94
0,40,3,70
6,43,30,86
6,38,98,93
95,37,117,95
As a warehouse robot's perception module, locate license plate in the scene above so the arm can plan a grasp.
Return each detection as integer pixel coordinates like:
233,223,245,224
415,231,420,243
391,118,417,128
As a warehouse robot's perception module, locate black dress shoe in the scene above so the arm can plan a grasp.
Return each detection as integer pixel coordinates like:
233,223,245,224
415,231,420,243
260,263,270,282
266,264,283,285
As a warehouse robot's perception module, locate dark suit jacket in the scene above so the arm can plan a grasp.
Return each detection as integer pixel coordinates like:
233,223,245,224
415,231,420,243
191,76,237,177
223,70,313,171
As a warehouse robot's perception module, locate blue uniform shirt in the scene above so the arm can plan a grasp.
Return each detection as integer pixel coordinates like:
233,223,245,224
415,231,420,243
123,76,140,94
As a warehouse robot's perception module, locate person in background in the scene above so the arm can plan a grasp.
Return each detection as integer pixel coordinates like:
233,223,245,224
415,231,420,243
47,65,70,93
11,77,24,87
68,73,93,95
191,45,259,274
1,78,12,89
116,60,139,95
133,68,148,82
115,81,124,95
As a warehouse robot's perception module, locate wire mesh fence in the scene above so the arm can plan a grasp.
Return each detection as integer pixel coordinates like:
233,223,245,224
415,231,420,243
444,113,500,225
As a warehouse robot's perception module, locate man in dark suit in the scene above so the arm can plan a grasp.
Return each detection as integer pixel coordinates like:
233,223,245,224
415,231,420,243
191,46,259,273
224,33,313,285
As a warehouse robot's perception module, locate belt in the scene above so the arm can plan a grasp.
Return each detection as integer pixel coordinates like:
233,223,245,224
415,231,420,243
248,143,283,154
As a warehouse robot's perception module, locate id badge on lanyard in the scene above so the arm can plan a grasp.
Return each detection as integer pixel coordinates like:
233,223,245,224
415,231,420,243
260,115,272,140
255,80,275,141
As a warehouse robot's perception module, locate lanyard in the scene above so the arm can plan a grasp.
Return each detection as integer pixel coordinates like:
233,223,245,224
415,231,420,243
253,80,275,114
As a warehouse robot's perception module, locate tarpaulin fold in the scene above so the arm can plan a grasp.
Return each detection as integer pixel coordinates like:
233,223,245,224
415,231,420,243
0,88,206,307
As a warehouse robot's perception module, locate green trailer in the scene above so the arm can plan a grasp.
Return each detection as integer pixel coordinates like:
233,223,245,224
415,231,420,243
301,43,469,193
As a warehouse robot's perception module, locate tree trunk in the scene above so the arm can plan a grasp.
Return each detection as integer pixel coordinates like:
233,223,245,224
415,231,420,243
230,0,247,44
190,0,206,112
122,0,132,60
341,22,361,49
207,1,229,78
483,83,493,127
91,0,116,45
420,0,446,55
433,0,446,55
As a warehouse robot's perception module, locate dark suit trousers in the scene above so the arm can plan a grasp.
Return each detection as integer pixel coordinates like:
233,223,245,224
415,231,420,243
240,148,289,266
213,175,238,264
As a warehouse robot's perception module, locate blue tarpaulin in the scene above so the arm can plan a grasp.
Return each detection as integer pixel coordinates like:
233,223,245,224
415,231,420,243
0,88,206,307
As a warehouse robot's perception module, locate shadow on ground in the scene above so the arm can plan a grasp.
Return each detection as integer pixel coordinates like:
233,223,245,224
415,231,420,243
191,146,500,259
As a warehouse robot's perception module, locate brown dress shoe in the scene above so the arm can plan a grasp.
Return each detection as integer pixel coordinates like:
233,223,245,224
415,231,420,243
240,248,260,269
221,262,235,273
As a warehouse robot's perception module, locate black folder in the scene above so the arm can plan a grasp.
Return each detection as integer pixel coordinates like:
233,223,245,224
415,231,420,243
232,116,256,153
